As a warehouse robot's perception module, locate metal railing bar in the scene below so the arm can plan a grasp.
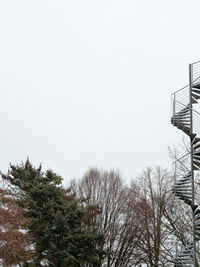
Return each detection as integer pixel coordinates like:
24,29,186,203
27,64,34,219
175,93,189,98
175,88,189,94
193,109,200,116
192,75,200,83
195,121,200,125
172,152,191,165
194,127,200,133
173,99,189,108
176,97,189,103
171,75,200,97
193,118,200,124
192,68,200,71
193,125,200,131
193,77,200,81
176,93,189,99
192,66,200,70
177,87,189,92
175,98,189,104
193,128,200,134
194,129,200,135
192,65,200,69
193,124,200,130
176,92,189,97
171,85,189,95
175,99,189,104
193,118,200,123
193,71,200,75
193,115,200,120
193,73,200,77
193,121,200,127
193,113,200,117
192,68,200,72
191,60,200,65
192,70,200,74
193,122,200,127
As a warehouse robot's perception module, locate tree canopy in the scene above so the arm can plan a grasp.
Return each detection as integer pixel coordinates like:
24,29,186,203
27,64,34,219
2,160,105,266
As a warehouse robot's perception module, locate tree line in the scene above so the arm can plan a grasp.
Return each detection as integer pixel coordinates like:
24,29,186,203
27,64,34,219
0,146,198,266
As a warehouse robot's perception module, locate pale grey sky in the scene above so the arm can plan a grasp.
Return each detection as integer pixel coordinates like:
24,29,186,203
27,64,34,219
0,0,200,182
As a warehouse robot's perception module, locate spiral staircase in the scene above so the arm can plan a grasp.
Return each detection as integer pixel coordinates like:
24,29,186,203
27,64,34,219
171,60,200,266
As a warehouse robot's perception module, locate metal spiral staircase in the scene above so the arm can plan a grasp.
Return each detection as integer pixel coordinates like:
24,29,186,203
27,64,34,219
171,61,200,266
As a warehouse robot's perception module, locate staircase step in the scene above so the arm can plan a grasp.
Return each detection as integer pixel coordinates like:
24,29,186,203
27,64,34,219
192,92,200,99
193,138,200,145
192,97,198,104
194,208,200,215
193,82,200,89
190,133,197,139
192,88,200,94
193,164,200,170
192,204,199,211
193,151,200,156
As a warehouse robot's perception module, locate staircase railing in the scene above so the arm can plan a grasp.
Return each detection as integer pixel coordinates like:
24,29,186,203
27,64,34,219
171,60,200,266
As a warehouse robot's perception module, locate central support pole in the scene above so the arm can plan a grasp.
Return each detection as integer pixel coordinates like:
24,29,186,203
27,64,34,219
189,63,196,267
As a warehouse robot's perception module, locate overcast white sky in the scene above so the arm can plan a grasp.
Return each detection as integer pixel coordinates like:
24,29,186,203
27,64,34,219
1,0,200,183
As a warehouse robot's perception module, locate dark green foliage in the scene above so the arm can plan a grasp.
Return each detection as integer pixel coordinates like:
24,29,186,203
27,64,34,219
3,160,105,266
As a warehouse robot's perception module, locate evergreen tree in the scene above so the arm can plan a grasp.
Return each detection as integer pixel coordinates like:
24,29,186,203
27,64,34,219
2,160,105,266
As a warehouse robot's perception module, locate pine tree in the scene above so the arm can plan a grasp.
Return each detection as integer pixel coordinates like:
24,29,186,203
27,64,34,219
2,160,105,266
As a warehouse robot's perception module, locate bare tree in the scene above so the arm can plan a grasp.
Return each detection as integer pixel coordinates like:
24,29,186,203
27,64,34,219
72,168,142,267
72,166,181,266
0,183,32,266
132,167,174,266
